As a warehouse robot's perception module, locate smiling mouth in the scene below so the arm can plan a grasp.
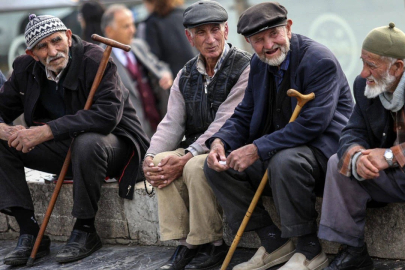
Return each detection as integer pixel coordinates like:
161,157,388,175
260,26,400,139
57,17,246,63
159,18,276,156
265,48,279,56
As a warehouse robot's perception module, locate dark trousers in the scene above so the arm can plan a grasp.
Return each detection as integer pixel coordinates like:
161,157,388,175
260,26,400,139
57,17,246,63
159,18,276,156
319,154,405,247
204,145,326,238
0,132,131,219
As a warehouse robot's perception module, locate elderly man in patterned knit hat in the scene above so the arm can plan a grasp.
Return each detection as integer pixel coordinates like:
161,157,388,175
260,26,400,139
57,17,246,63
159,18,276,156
0,14,149,265
319,23,405,270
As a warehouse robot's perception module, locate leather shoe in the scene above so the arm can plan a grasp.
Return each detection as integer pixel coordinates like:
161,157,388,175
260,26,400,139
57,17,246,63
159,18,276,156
278,251,329,270
55,230,102,263
4,234,51,266
157,245,199,270
185,243,228,269
233,239,295,270
324,244,374,270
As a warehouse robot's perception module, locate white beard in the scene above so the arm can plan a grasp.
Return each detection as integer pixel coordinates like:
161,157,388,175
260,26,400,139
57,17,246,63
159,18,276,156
364,71,396,99
257,37,290,67
46,52,68,74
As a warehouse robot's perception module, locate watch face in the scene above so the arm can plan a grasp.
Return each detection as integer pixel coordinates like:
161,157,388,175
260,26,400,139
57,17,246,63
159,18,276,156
385,150,393,159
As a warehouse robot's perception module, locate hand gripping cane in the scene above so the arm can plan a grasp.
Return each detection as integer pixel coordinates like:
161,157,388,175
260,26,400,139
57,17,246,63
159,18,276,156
27,35,131,267
220,89,315,270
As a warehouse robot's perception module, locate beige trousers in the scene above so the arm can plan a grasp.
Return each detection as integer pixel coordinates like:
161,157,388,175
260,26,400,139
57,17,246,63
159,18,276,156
154,149,223,245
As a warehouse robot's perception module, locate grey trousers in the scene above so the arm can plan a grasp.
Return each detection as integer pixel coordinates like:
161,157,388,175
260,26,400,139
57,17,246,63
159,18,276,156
0,132,131,219
318,154,405,247
204,145,326,238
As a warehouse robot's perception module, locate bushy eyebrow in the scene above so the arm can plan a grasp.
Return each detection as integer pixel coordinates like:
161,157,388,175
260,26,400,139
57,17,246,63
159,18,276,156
35,36,63,50
360,57,377,68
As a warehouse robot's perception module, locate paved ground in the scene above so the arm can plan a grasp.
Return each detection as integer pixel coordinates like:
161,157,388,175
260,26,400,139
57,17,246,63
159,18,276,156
0,240,404,270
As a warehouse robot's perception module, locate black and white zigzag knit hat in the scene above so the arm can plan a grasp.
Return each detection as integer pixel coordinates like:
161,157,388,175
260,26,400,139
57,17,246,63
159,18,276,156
25,14,67,50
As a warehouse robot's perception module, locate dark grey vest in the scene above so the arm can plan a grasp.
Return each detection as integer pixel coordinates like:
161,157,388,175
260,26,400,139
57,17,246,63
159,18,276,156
179,45,251,146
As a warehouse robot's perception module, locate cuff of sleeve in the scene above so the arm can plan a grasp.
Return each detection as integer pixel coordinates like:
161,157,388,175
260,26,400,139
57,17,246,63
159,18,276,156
144,153,156,159
351,152,366,181
391,144,405,168
186,147,198,157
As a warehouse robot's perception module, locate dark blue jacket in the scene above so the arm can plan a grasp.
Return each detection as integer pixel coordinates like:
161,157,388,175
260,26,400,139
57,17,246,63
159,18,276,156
207,33,354,161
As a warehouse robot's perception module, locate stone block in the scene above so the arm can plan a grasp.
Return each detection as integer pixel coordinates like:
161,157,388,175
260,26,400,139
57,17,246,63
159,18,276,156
0,213,7,232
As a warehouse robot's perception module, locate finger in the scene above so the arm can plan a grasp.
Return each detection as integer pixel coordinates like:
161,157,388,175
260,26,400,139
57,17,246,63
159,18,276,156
362,158,379,173
361,149,372,155
158,157,170,167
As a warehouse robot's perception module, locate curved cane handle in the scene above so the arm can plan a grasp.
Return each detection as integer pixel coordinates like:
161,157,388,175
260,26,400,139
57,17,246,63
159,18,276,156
287,89,315,123
91,34,131,52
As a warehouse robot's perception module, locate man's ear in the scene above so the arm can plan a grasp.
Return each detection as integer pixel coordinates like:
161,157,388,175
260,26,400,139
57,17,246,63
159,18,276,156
26,49,39,61
286,19,293,39
224,22,229,40
185,29,194,47
393,59,404,77
245,37,250,44
65,29,73,46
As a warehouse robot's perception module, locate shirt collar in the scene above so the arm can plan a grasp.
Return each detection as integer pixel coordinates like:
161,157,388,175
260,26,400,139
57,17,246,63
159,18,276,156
196,43,230,78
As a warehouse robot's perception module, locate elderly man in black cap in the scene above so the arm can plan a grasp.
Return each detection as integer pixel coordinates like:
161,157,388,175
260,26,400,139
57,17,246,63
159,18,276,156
0,14,149,265
318,23,405,270
204,2,353,270
142,1,251,269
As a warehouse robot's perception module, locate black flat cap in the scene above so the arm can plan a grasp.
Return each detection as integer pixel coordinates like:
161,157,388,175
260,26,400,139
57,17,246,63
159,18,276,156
237,2,288,37
183,0,228,28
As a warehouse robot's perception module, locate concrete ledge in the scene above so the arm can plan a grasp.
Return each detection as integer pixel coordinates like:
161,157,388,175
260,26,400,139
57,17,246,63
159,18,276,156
1,182,404,259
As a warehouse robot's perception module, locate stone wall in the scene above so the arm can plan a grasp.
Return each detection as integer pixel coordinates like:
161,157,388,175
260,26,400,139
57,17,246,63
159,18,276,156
1,182,404,259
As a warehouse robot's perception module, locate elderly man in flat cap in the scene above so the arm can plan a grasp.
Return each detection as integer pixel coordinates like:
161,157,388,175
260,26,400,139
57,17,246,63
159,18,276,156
142,1,251,269
204,2,354,270
0,14,149,265
318,23,405,270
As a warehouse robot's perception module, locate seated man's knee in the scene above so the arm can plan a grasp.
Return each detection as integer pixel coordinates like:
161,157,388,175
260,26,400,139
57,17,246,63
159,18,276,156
153,152,176,166
327,153,339,173
183,155,207,184
72,133,107,160
268,148,299,173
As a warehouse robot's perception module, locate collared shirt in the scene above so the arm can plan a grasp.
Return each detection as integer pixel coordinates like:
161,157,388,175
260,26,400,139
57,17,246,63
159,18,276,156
196,43,230,93
113,47,137,67
46,67,65,83
267,51,291,92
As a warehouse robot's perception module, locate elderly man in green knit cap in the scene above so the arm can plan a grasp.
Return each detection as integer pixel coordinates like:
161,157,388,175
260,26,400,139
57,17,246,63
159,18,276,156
318,23,405,270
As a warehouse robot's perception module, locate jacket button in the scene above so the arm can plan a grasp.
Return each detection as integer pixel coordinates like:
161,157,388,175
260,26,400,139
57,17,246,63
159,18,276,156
276,125,280,129
73,132,78,137
383,133,386,136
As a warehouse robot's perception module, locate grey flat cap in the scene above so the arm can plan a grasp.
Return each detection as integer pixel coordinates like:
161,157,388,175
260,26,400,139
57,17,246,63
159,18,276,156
237,2,288,37
183,0,228,29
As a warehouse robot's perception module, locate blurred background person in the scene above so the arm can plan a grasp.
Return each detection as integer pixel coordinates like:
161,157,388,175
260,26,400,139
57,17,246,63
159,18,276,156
140,0,197,78
102,4,173,138
78,0,105,44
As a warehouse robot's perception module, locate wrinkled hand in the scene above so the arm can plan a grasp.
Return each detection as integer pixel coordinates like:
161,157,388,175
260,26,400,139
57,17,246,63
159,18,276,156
8,125,53,153
355,148,388,179
207,138,228,172
143,156,163,185
145,153,192,189
356,148,389,179
0,123,26,141
227,144,259,172
159,72,173,90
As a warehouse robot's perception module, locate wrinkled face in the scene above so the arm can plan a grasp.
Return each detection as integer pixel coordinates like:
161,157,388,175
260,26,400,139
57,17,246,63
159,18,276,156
186,23,228,63
360,50,397,98
248,20,292,66
105,9,135,45
26,30,72,74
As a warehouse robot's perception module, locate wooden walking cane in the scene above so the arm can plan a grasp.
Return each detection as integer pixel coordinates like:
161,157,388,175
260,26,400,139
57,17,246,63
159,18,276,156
26,34,131,267
220,89,315,270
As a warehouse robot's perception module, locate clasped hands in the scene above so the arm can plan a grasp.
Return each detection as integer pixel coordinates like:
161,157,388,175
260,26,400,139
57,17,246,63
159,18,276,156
356,148,391,179
143,152,193,189
0,123,53,153
207,138,259,172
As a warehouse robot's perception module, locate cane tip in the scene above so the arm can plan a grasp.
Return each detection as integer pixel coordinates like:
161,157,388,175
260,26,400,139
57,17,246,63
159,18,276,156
26,257,35,267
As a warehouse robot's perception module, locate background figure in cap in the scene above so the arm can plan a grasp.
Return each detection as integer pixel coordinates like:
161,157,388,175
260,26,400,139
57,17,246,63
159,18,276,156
0,14,149,265
205,2,353,270
319,23,405,270
143,1,251,269
101,4,173,138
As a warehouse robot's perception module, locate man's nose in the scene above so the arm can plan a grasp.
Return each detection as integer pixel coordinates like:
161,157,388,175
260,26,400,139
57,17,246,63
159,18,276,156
360,66,371,79
47,44,58,56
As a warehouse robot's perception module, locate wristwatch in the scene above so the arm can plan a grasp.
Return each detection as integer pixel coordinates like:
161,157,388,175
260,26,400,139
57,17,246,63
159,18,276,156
384,149,394,167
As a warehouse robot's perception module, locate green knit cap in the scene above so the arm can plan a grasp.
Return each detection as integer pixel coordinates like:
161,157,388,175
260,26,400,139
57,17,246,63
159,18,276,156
362,22,405,59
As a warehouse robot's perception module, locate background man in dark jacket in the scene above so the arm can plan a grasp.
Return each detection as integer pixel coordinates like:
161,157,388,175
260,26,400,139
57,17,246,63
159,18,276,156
204,2,353,270
143,1,251,269
102,4,173,138
319,23,405,270
0,14,149,265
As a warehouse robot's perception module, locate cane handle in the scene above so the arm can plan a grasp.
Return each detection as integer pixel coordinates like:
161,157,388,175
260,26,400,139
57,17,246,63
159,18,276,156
91,34,131,52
